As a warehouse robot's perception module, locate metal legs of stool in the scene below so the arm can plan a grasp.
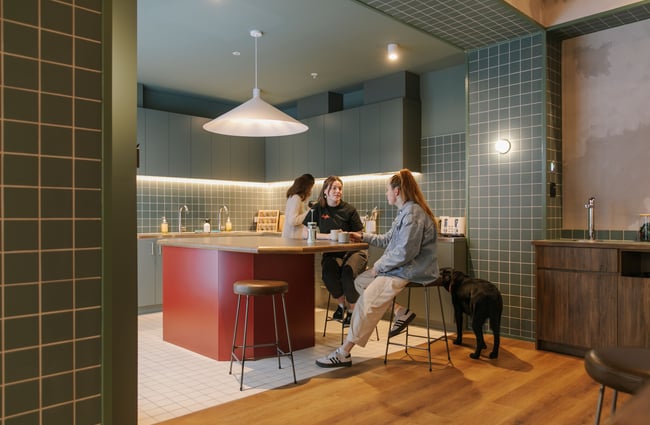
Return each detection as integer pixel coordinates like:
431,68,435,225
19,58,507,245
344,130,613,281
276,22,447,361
584,347,650,425
384,283,451,371
229,281,296,391
323,292,379,344
593,384,619,425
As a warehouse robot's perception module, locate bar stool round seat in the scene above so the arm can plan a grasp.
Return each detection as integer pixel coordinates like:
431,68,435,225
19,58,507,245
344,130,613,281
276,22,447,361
384,280,452,371
229,279,296,391
584,347,650,424
234,279,288,296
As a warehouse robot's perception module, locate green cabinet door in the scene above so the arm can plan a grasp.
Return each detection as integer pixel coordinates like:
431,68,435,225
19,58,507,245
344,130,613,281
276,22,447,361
145,109,170,176
340,108,360,175
168,113,191,177
190,116,212,179
137,238,156,308
137,107,146,175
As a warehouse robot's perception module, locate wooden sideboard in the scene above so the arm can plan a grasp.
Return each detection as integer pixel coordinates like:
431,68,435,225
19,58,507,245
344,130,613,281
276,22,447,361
533,240,650,357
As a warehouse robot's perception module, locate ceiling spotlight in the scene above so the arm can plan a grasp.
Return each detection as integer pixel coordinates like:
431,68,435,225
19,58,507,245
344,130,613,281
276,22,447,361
495,139,511,154
310,72,318,79
387,43,399,61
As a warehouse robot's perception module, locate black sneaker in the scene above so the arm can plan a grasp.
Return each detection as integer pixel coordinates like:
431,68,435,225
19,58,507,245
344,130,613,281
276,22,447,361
343,311,352,326
389,309,416,338
332,305,344,320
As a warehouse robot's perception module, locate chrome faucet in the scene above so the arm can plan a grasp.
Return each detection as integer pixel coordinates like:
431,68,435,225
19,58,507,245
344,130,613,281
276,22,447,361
218,205,229,231
584,197,596,240
178,204,190,232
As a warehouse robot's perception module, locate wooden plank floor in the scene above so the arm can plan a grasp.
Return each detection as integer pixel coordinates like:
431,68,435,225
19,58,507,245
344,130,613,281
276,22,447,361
158,336,627,425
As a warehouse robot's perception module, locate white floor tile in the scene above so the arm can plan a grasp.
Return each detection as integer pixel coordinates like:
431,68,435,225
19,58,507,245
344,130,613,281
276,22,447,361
138,309,443,424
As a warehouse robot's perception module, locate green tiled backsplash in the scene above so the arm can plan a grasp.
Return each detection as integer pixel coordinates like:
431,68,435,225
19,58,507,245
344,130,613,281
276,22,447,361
136,133,468,234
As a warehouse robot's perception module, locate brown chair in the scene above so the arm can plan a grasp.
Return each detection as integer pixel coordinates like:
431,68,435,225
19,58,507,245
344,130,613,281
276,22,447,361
229,279,297,391
384,281,451,371
323,292,379,344
584,347,650,425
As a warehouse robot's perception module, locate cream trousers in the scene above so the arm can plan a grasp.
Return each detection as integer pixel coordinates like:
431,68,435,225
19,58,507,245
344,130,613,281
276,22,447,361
346,269,409,347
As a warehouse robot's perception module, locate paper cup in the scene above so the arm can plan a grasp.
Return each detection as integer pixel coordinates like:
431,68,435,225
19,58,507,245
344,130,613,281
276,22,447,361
330,229,340,241
338,232,350,243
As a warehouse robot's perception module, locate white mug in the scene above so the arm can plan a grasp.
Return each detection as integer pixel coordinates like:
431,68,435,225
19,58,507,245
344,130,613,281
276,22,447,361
330,229,340,241
338,231,350,243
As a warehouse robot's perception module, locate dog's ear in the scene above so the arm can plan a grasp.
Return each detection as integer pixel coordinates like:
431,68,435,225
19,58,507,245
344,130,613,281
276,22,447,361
452,270,464,282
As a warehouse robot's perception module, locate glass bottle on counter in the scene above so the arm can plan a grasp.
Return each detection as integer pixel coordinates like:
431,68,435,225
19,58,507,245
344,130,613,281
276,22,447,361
204,219,211,233
225,217,232,232
160,217,169,233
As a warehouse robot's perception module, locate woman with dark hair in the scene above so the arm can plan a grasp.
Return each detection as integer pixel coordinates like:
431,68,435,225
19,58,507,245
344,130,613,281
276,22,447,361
303,176,367,325
316,169,439,368
282,173,315,239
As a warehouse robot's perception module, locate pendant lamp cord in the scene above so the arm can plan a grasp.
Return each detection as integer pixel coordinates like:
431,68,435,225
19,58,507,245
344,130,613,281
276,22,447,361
254,33,258,90
250,29,262,94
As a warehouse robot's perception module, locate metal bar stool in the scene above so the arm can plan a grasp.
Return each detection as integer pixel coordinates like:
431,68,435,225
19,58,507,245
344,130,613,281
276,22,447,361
384,281,451,371
584,347,650,425
323,292,379,344
229,279,297,391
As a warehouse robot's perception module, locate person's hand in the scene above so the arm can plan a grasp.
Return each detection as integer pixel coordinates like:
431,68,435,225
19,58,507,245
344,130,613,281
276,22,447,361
349,231,362,242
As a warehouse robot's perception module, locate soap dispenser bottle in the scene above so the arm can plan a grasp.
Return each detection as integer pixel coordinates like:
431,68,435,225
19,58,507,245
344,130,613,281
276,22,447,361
225,217,232,232
160,217,169,234
203,219,211,233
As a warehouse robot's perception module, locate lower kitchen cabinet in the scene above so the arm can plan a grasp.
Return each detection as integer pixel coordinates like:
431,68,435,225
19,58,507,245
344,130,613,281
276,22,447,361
533,241,650,356
138,238,163,312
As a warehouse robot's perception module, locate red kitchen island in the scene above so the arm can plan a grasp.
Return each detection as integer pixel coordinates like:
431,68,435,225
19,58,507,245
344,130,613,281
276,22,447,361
157,235,368,361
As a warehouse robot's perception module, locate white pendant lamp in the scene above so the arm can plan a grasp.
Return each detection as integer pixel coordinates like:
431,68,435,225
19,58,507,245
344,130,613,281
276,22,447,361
203,30,309,138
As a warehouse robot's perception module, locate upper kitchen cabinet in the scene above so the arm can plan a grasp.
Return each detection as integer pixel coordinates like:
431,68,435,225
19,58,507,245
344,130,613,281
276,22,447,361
138,108,265,181
229,137,265,181
168,112,191,177
144,108,170,176
190,116,212,179
139,108,192,177
339,108,360,175
137,107,146,175
306,115,325,178
361,71,421,173
210,132,231,179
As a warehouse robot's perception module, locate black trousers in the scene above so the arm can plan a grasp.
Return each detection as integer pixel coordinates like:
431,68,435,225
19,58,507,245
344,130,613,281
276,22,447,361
322,250,368,304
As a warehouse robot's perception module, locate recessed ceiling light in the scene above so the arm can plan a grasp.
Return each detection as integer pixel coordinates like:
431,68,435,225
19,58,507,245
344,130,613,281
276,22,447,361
310,72,318,79
232,51,241,56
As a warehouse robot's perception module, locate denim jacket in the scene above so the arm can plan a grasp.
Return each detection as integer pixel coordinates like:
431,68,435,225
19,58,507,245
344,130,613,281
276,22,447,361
362,201,438,284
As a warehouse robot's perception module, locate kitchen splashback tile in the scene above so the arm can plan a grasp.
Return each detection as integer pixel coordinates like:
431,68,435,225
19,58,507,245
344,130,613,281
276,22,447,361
42,62,73,95
75,220,101,248
4,380,39,416
75,337,101,368
4,88,38,122
41,251,73,281
75,250,101,279
41,188,73,218
42,93,72,126
41,157,72,187
41,30,73,65
75,189,101,218
75,38,101,70
75,278,101,309
4,252,39,284
4,55,38,90
4,316,39,350
3,22,38,57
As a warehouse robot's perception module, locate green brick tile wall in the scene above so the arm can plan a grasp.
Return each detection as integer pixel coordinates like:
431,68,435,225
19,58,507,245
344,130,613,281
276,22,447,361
1,0,103,423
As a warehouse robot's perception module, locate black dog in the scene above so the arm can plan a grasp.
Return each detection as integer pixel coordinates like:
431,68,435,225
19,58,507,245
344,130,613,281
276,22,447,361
435,268,503,359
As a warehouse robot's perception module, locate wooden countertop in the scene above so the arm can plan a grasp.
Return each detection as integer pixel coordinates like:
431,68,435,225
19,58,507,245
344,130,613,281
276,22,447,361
532,239,650,250
138,231,280,239
156,235,368,254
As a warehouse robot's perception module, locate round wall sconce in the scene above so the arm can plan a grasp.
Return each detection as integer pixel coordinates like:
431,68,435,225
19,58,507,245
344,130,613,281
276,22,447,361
495,139,511,154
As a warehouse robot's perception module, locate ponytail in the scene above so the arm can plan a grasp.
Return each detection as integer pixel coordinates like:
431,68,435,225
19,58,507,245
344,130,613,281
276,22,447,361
389,169,437,230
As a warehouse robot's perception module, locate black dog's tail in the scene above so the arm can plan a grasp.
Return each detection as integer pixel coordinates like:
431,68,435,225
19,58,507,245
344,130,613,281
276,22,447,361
488,291,503,333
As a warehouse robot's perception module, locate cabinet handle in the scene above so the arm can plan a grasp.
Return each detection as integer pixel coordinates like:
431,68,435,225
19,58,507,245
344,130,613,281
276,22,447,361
150,242,155,256
158,245,162,256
